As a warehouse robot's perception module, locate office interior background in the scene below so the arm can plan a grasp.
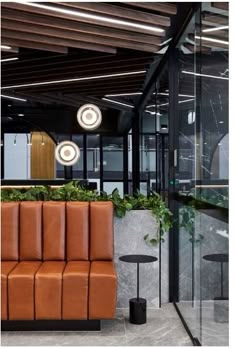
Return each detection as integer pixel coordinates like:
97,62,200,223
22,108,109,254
1,1,229,346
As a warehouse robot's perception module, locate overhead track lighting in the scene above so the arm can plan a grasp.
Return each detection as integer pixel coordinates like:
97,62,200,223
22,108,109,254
182,70,229,80
202,26,229,33
195,35,229,45
1,70,146,90
13,134,17,146
147,98,195,108
1,45,12,50
102,98,134,108
26,133,32,146
1,94,27,102
0,57,19,63
157,92,195,98
16,1,164,33
105,92,142,97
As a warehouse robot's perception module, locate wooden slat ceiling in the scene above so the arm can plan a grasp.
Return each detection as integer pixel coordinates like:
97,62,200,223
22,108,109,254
1,1,179,111
1,1,228,117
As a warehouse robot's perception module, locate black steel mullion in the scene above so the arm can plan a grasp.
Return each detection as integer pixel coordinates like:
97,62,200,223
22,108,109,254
161,134,165,196
123,134,129,194
83,134,87,180
100,135,103,192
132,111,140,193
168,46,179,303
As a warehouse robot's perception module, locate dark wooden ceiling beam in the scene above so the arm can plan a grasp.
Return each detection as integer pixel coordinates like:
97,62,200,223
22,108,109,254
2,57,151,81
1,2,165,36
2,50,152,73
125,2,177,15
2,61,148,85
1,8,164,45
1,45,19,53
2,54,152,76
2,75,145,93
203,13,228,25
14,80,144,94
202,26,228,38
1,37,68,54
43,93,128,111
60,2,170,26
211,2,229,11
1,20,160,53
1,29,117,54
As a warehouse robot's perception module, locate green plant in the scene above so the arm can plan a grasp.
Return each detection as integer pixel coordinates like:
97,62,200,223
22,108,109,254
179,206,204,245
0,182,173,245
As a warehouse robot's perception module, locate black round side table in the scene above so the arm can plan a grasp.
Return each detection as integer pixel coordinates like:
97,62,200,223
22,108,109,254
119,254,158,325
203,253,228,298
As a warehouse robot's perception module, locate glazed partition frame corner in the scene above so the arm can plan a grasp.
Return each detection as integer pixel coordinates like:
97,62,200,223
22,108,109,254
135,2,228,346
167,3,229,346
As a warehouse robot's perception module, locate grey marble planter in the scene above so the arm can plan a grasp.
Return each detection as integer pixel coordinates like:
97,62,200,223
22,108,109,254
114,210,169,308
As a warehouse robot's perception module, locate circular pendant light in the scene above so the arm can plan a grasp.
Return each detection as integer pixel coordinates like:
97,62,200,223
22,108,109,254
55,141,80,166
77,104,102,131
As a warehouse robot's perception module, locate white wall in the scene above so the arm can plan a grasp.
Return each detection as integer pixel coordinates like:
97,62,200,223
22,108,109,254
4,133,30,179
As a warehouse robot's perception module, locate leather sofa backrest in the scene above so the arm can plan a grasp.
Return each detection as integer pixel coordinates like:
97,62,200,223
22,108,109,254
1,201,114,261
66,202,89,261
1,202,19,261
43,202,66,260
20,202,42,260
90,201,114,261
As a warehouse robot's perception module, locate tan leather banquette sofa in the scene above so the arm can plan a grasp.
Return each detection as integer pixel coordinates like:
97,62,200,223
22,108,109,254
1,201,117,330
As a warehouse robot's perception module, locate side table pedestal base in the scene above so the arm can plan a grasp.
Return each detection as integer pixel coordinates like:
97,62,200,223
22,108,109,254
129,298,146,324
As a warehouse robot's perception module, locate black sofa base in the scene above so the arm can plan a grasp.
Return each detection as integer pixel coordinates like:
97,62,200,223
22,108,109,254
1,320,101,331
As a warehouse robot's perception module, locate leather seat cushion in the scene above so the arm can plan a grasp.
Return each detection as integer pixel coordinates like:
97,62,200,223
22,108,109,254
8,261,42,320
62,261,90,319
89,261,117,319
35,261,66,319
1,261,18,320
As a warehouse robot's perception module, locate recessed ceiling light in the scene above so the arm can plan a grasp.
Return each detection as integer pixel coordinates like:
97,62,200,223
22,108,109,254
1,94,27,101
159,37,172,47
145,110,162,116
202,26,229,33
219,121,224,124
157,92,195,98
1,45,12,50
195,35,229,45
182,70,229,80
1,70,146,90
18,113,24,117
102,97,134,108
0,57,19,63
105,92,142,97
147,98,194,108
17,1,164,33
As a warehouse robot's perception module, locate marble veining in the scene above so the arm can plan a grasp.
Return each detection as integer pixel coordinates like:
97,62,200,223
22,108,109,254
114,210,169,308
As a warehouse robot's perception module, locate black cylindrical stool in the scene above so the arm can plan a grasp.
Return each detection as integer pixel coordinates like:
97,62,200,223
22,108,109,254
129,298,147,324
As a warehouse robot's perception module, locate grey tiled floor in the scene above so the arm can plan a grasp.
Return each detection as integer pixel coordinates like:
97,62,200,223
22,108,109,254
1,304,193,346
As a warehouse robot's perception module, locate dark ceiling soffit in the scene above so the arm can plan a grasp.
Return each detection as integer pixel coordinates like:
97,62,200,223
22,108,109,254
135,3,201,113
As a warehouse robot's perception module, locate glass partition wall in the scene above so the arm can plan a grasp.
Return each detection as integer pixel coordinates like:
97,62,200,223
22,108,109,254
170,4,229,346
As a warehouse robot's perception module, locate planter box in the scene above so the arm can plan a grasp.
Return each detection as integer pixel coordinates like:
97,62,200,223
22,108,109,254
114,210,169,308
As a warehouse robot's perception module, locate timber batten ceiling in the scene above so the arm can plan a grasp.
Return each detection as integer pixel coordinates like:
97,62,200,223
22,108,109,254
1,2,229,135
1,1,178,111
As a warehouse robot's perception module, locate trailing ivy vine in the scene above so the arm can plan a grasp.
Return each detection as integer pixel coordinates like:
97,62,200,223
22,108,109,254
1,181,173,245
